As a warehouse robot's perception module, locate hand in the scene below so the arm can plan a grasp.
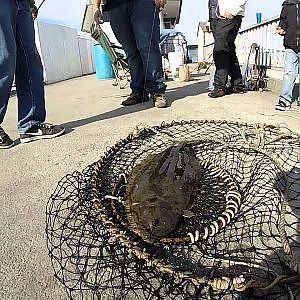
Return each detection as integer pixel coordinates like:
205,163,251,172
93,8,104,25
276,26,285,35
223,11,234,19
155,0,167,9
31,5,38,20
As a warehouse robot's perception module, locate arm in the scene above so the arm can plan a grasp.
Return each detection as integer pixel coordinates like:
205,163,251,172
229,0,247,16
278,4,288,33
220,0,247,19
155,0,167,9
93,0,103,25
28,0,38,20
93,0,101,12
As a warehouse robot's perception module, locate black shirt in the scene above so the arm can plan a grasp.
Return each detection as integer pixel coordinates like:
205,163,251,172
104,0,129,10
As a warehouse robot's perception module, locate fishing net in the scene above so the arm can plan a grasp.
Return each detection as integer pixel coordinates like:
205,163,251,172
46,120,300,299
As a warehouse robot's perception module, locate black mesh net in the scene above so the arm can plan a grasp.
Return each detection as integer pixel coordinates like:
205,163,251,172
46,120,300,299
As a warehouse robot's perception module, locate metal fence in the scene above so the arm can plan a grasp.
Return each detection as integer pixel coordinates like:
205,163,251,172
236,16,285,70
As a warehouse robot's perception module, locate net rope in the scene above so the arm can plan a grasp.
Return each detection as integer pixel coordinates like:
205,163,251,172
46,120,300,299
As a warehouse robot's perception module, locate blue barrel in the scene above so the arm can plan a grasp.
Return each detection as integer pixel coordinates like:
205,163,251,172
256,12,262,24
93,44,115,80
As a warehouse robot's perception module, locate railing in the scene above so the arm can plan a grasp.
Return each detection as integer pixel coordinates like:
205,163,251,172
236,16,285,70
203,42,214,63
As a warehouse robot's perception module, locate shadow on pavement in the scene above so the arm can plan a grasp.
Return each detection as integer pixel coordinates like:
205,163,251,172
62,80,209,129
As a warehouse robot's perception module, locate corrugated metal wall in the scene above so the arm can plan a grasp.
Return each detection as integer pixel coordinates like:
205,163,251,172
35,21,95,84
78,36,96,76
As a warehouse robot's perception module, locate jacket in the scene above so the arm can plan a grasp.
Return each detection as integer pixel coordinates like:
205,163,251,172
218,0,247,17
279,0,300,52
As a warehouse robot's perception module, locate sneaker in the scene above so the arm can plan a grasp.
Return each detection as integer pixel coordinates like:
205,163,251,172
208,88,226,98
232,86,247,94
20,123,65,143
0,127,14,149
121,92,149,106
153,94,168,108
275,100,291,112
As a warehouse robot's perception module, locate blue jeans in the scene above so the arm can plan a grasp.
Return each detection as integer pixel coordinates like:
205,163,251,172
279,48,300,105
0,0,46,133
108,0,166,94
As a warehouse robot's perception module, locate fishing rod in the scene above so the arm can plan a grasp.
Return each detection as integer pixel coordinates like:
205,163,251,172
37,0,46,11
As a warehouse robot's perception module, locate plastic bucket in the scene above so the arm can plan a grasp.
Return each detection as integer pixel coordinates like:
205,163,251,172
93,44,114,80
256,13,262,24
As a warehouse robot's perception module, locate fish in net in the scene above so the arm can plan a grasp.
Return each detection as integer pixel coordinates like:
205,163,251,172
46,120,300,299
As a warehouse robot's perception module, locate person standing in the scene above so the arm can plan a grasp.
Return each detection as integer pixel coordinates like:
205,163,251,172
0,0,65,149
208,0,247,98
93,0,168,108
275,0,300,111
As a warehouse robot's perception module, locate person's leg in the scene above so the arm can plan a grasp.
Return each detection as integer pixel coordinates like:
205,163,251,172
297,52,300,107
276,49,298,111
130,0,167,107
211,19,232,92
108,3,145,94
0,0,17,148
15,0,46,133
228,17,244,91
108,3,150,105
0,0,17,125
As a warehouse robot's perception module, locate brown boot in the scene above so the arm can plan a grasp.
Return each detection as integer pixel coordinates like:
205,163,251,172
153,94,168,108
121,92,149,106
208,88,225,98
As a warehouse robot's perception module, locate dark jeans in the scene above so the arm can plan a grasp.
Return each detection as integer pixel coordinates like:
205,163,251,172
0,0,46,133
210,17,243,90
108,0,166,94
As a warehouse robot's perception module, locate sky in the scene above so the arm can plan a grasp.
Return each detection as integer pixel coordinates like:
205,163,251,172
37,0,284,44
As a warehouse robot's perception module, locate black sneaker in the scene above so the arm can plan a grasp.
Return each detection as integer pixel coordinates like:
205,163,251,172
208,88,226,98
121,92,149,106
0,127,14,149
275,100,291,112
20,123,65,143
